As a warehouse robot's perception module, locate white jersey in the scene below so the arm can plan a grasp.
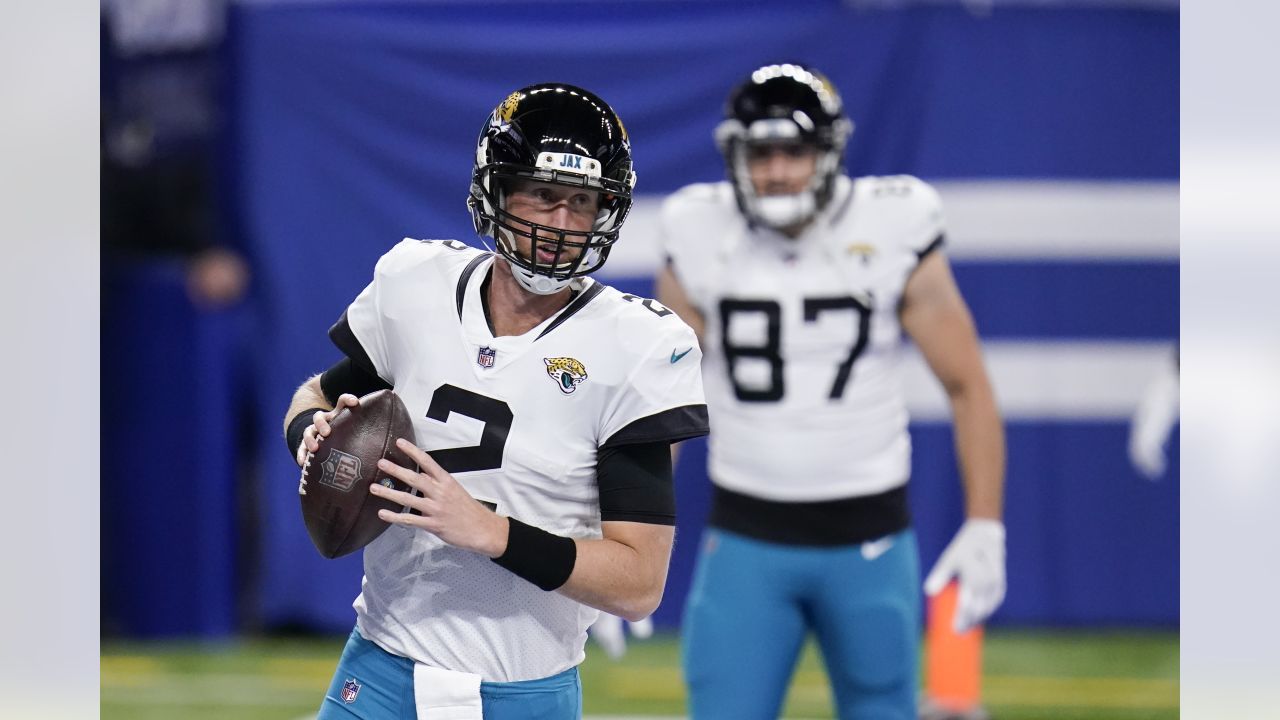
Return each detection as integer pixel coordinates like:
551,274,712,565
336,238,707,682
661,175,944,502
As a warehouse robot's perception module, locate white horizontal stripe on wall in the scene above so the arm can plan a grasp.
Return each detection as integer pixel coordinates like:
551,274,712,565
601,181,1178,277
903,340,1178,422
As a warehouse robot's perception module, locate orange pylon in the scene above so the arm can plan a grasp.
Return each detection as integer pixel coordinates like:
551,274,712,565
920,582,990,720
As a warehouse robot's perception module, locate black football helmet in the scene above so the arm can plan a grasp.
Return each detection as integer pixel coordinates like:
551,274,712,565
715,63,853,230
468,83,636,295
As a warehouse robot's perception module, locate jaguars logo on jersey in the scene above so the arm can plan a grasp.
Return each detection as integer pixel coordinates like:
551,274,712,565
544,357,588,395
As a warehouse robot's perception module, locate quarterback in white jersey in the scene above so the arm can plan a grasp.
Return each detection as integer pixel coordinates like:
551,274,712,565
284,84,707,720
339,237,708,680
658,64,1006,720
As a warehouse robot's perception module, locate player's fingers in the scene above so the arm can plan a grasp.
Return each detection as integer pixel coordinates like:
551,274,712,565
337,393,361,409
953,581,979,633
377,507,433,530
376,457,428,491
395,438,448,480
965,588,998,632
979,578,1005,622
952,600,972,633
972,592,996,628
369,481,428,512
303,425,321,453
923,558,954,596
314,410,332,436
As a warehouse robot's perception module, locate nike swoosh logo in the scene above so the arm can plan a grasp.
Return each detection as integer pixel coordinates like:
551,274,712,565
670,347,693,364
861,538,895,561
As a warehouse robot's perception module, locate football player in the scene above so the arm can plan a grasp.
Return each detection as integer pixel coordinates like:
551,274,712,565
657,63,1007,719
283,83,708,719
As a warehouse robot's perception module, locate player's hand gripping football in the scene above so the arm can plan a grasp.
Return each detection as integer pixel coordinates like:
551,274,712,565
369,438,510,557
296,393,362,467
924,518,1006,633
589,612,654,660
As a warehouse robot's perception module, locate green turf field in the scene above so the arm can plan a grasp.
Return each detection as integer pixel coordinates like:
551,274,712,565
101,629,1177,719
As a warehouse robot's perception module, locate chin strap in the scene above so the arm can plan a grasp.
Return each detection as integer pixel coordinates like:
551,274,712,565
513,270,569,295
499,256,572,295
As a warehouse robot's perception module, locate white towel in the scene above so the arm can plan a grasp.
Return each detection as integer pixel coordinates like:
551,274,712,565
413,663,483,720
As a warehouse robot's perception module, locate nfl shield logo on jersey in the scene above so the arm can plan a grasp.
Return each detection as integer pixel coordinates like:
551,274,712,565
340,678,361,704
477,346,497,368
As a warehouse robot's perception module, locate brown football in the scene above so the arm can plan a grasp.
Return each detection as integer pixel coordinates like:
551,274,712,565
298,389,417,558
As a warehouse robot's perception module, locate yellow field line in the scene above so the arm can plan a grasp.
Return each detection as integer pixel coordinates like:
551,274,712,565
599,667,1177,710
103,658,1178,711
983,674,1179,709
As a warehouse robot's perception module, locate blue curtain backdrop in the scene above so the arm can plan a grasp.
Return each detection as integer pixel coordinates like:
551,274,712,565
101,0,1178,637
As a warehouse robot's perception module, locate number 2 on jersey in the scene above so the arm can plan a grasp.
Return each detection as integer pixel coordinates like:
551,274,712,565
719,296,871,402
424,384,513,473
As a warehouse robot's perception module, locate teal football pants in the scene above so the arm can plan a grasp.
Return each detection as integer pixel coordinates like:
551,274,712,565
317,628,582,719
682,528,920,720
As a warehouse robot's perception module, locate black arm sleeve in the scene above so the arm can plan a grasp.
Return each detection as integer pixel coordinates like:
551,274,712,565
319,356,392,405
596,440,675,525
328,310,382,378
601,404,709,448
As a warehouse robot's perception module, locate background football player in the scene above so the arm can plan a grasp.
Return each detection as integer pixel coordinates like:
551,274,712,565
282,83,708,719
657,63,1007,719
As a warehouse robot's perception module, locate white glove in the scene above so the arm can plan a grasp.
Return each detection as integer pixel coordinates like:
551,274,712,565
924,519,1006,633
1128,356,1180,480
588,613,654,660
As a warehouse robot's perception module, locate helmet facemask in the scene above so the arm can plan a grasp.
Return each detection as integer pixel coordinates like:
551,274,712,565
718,118,851,233
471,164,629,294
